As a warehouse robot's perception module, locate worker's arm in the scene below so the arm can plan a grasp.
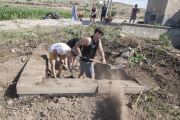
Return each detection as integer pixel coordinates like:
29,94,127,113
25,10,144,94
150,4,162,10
138,9,140,13
98,39,106,64
75,37,90,57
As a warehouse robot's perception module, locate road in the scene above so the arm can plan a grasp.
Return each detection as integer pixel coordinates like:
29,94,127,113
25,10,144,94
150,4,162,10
0,18,128,31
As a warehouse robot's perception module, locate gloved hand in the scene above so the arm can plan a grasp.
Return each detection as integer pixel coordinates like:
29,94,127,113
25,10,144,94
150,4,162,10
56,57,60,61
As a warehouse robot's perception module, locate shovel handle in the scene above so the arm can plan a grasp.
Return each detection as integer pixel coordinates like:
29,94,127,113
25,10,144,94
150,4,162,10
89,58,102,63
80,57,102,64
59,60,74,77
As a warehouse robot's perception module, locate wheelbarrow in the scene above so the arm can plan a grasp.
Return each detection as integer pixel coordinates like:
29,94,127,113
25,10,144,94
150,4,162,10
103,17,114,25
78,13,83,21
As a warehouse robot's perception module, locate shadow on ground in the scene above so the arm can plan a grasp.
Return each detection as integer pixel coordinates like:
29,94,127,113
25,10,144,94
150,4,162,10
4,59,29,98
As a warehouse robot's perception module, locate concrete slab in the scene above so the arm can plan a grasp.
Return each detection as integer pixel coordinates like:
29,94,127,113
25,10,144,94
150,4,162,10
17,54,46,89
17,78,154,94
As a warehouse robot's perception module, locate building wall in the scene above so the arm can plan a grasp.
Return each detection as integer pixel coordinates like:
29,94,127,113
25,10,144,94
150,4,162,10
162,0,180,27
144,0,168,24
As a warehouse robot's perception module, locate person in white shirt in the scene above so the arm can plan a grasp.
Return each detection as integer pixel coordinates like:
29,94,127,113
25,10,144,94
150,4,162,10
49,43,78,78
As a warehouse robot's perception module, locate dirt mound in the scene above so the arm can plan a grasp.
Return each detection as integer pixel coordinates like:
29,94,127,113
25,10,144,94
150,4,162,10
94,63,131,80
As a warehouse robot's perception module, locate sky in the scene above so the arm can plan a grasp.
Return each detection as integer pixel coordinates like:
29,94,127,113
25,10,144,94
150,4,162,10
114,0,148,9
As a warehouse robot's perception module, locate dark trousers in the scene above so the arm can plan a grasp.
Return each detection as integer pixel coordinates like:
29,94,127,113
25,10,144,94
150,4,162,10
101,14,106,21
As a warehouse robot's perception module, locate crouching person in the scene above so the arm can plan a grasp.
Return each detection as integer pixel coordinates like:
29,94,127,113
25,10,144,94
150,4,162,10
49,43,78,78
65,38,83,73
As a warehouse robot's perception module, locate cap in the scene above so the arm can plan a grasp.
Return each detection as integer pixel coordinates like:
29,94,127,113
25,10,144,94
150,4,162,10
135,4,138,6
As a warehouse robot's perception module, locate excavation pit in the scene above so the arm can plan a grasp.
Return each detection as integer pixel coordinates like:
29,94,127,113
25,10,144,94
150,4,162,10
16,53,159,96
16,52,160,119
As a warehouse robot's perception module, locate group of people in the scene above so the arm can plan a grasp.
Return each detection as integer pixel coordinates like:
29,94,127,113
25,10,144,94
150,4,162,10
71,3,140,24
71,3,107,25
49,4,140,80
49,27,106,80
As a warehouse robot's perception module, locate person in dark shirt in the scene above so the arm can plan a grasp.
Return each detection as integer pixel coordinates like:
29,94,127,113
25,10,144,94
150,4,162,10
101,4,107,22
75,27,106,80
89,4,97,25
65,38,82,72
129,4,140,23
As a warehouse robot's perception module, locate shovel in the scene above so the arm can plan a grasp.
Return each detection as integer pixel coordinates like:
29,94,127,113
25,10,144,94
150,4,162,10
59,60,75,78
80,57,125,69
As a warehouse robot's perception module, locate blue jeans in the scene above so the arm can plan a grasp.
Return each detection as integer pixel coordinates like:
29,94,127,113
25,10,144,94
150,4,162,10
101,14,106,21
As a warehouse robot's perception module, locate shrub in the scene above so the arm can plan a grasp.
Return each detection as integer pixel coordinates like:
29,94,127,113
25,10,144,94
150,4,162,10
158,33,170,46
107,10,117,17
82,7,90,12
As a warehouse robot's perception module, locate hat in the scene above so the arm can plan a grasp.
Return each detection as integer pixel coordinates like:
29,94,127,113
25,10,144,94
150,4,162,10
135,4,138,6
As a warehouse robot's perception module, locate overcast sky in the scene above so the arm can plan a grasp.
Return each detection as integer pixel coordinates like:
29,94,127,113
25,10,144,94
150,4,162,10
114,0,148,9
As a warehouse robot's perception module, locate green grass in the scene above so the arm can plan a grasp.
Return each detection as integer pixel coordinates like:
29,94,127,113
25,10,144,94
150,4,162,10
0,7,90,20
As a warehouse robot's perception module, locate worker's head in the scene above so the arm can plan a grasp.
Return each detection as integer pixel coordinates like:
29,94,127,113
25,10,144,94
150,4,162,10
75,3,78,5
94,27,105,40
135,4,138,8
104,4,106,6
93,4,96,7
70,49,79,57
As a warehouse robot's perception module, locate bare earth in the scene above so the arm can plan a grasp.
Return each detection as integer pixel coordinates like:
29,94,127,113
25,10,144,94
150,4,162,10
0,19,148,120
1,18,180,120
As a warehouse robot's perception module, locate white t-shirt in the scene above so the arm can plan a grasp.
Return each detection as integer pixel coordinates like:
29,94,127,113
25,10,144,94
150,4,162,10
49,43,71,55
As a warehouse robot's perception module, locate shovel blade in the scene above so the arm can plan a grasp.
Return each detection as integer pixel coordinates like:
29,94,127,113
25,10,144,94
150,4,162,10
111,65,125,69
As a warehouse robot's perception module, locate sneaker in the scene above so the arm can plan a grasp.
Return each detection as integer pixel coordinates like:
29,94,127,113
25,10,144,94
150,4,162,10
52,76,56,78
72,65,78,69
63,65,68,70
56,74,64,79
69,68,74,73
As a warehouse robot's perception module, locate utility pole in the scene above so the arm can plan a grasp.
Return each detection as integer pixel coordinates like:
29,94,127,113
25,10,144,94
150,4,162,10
109,0,112,17
105,0,109,18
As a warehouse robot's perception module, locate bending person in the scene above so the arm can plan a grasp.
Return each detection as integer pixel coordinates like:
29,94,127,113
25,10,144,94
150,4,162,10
49,43,78,78
64,38,83,73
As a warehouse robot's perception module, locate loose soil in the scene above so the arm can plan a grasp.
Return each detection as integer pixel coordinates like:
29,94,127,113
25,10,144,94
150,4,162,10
0,19,180,120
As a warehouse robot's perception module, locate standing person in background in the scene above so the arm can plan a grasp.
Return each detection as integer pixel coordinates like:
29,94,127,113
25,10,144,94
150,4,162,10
100,4,107,22
89,4,97,25
71,3,78,21
129,4,140,23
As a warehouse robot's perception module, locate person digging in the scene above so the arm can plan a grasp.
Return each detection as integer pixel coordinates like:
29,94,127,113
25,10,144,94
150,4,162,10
75,27,106,80
49,43,78,78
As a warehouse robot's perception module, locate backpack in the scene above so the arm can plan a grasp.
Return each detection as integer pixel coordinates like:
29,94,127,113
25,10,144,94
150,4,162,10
43,13,60,19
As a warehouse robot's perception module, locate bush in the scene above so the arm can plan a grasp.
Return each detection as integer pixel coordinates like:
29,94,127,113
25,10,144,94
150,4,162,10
107,11,117,17
82,7,90,12
158,33,170,46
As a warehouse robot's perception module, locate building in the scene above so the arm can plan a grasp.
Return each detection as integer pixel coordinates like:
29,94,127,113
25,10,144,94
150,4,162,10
144,0,180,27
